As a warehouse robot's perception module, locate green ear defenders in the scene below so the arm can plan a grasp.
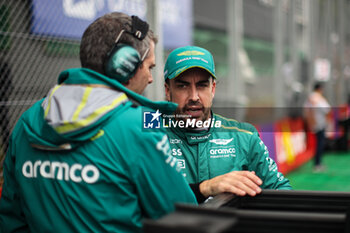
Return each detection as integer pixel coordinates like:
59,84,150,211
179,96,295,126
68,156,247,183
104,16,150,83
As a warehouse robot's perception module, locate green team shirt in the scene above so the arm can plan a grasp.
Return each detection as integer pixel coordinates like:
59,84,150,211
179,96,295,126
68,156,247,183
167,113,292,190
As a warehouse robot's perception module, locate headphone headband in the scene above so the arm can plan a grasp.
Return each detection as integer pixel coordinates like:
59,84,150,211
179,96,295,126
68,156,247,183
104,15,150,83
112,29,149,62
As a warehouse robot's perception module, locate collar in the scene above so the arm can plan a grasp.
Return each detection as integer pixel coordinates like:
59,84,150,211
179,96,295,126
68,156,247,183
169,112,216,145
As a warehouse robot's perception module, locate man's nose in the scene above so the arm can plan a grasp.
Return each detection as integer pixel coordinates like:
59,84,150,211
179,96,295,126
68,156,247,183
189,86,199,102
148,75,153,84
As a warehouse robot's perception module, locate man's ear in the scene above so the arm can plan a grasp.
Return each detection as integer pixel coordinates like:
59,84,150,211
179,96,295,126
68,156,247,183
165,82,171,101
212,80,216,98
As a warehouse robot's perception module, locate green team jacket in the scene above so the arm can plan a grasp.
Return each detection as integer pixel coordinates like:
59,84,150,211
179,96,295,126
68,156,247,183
167,113,292,190
0,68,197,233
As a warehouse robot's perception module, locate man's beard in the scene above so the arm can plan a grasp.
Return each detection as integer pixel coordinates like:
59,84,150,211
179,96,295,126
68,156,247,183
174,100,211,126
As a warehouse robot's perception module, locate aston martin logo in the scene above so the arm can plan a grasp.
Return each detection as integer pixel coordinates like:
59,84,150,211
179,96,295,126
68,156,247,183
177,51,205,56
209,138,233,145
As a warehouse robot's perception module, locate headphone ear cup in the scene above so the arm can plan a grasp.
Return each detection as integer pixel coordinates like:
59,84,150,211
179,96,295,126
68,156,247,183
104,44,142,83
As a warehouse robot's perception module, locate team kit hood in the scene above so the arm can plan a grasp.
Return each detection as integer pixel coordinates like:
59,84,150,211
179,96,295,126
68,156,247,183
22,68,177,150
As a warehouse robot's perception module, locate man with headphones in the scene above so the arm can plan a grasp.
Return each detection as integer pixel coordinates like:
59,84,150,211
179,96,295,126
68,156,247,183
0,12,196,233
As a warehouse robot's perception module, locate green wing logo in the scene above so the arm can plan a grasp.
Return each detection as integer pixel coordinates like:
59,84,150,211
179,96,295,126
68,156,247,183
177,51,205,56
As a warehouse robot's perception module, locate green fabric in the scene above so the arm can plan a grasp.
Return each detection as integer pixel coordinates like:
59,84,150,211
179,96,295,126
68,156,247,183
167,113,292,190
0,68,197,233
164,46,216,80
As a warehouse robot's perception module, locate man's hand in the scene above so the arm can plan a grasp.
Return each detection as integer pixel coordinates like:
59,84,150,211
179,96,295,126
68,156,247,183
199,171,263,197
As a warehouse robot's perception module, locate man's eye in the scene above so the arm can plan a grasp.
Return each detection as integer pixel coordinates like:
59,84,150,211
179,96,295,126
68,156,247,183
198,83,209,88
176,84,187,88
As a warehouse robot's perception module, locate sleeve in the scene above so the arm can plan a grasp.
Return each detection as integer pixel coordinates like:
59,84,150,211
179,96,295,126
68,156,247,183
0,136,29,232
248,134,292,190
189,183,207,204
132,133,197,219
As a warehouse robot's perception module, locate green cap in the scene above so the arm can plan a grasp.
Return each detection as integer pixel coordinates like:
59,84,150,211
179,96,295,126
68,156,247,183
164,46,216,80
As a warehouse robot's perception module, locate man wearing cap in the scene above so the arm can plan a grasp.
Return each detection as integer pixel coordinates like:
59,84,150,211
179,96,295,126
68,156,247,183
164,46,292,203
